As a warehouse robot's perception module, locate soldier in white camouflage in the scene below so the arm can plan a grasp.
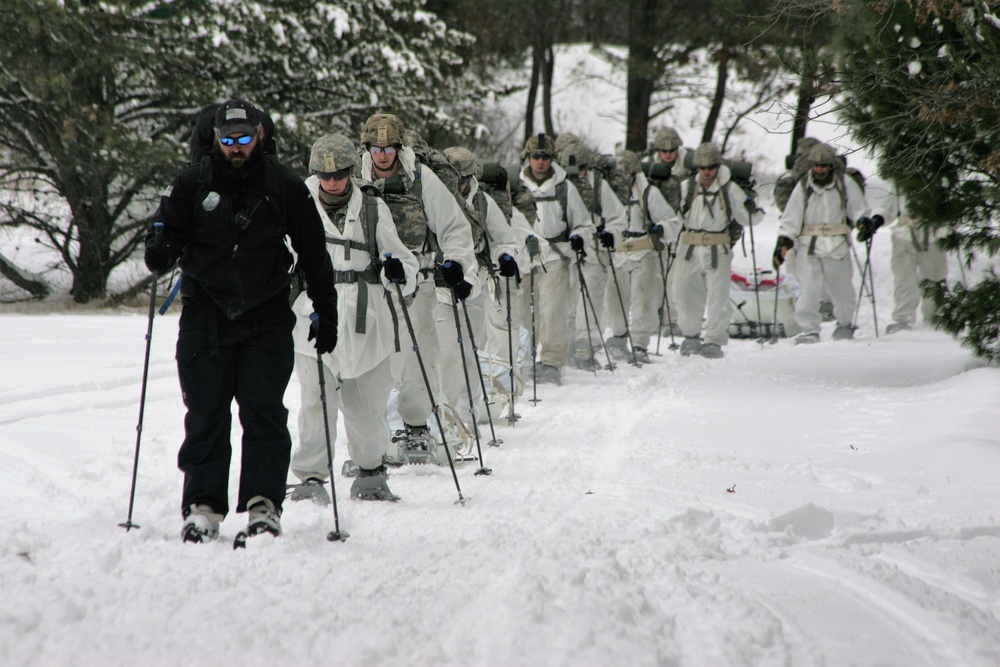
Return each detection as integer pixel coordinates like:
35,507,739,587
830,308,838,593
435,146,522,432
288,133,419,502
557,141,627,370
510,133,596,385
359,113,479,463
606,150,680,363
648,127,689,336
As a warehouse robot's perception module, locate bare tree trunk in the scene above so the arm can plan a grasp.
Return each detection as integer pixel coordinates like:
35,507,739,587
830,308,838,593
542,43,555,136
524,43,542,142
792,50,818,157
625,0,659,152
702,48,730,145
0,251,50,300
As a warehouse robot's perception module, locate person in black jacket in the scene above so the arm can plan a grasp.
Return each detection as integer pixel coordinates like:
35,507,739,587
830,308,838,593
144,98,338,544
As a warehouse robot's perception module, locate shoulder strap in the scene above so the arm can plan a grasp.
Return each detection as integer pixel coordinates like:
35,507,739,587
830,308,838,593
682,175,697,217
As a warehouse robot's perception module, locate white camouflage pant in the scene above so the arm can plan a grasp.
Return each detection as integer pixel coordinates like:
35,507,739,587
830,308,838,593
291,355,393,478
435,288,487,425
674,244,734,346
606,251,663,350
794,251,856,335
389,280,441,427
890,233,947,325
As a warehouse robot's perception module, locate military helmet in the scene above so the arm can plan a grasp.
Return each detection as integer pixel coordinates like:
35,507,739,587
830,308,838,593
807,142,837,166
554,132,581,155
559,142,592,169
651,127,682,152
309,133,358,174
522,133,557,159
692,142,723,168
360,113,405,146
443,146,481,179
795,136,822,156
617,149,642,176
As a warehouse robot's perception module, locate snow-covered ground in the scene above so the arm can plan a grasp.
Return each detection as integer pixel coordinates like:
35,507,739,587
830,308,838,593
3,201,999,666
3,42,1000,667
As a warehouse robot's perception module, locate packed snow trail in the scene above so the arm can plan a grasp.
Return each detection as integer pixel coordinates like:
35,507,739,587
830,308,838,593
1,314,999,667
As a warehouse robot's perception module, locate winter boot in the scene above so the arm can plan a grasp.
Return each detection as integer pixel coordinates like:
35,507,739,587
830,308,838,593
536,364,562,386
794,332,820,345
832,324,856,341
350,465,400,501
571,339,600,371
393,423,437,465
246,496,282,537
181,503,222,544
606,335,629,360
819,301,835,322
679,336,702,357
699,343,724,359
632,347,650,364
886,321,911,334
289,477,331,506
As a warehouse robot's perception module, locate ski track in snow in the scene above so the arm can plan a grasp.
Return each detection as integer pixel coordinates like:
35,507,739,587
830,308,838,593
2,302,999,666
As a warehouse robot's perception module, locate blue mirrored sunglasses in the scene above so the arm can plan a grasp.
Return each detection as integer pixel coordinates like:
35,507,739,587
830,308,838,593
219,135,254,147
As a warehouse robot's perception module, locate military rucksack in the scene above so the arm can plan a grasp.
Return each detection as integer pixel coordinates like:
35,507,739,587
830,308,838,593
478,161,513,221
408,137,487,255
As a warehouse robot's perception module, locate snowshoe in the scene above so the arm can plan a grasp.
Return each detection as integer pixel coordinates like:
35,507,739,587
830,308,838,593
632,347,650,364
679,336,702,356
605,335,629,361
390,424,438,465
794,332,820,345
699,343,724,359
886,321,911,335
288,477,331,506
535,363,562,386
350,465,400,501
832,324,856,341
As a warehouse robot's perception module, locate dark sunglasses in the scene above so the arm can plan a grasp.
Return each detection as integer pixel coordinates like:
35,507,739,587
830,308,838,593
812,162,833,169
658,148,678,153
698,164,719,171
530,152,553,160
316,168,352,181
219,135,254,147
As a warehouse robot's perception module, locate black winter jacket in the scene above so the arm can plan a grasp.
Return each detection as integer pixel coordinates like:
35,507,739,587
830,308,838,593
146,151,337,322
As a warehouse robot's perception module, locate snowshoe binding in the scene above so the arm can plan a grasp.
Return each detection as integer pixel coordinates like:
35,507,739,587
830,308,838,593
288,477,331,506
350,465,400,501
390,423,438,465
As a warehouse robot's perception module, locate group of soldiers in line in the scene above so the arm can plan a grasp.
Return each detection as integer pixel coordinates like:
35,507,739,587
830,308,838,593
147,99,946,543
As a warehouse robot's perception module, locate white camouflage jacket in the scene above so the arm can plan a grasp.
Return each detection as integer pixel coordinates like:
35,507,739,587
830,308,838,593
293,177,419,380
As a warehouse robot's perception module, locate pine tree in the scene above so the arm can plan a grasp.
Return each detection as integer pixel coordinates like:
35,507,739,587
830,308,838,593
837,2,1000,362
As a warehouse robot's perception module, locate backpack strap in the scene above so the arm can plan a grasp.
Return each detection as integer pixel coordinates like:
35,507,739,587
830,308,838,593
801,173,849,255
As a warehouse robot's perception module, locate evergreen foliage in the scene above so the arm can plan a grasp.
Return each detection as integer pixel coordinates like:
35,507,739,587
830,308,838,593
837,2,1000,362
0,0,483,303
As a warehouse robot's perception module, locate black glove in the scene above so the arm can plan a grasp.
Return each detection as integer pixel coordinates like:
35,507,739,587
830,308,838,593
440,260,464,288
599,230,615,249
453,280,473,300
143,223,175,273
773,235,794,270
525,235,540,257
570,235,584,252
650,224,664,238
498,253,519,278
308,312,338,354
382,255,405,283
855,214,884,242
